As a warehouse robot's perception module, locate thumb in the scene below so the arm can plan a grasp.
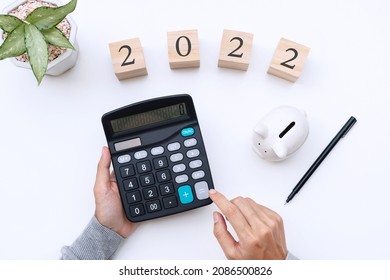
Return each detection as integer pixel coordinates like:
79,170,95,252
94,147,111,192
212,211,237,259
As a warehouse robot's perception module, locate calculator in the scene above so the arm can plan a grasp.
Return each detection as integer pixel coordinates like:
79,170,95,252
102,94,214,222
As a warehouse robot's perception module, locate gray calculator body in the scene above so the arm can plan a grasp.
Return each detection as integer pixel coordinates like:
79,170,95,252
102,94,214,222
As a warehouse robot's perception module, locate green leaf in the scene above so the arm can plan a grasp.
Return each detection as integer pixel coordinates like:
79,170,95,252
0,23,26,60
41,27,74,49
25,24,48,85
25,0,77,30
0,15,24,32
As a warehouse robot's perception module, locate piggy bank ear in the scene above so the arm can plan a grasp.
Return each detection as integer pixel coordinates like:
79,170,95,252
272,142,288,159
254,123,268,138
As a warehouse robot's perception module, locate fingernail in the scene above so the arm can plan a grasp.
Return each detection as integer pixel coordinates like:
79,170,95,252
209,189,217,195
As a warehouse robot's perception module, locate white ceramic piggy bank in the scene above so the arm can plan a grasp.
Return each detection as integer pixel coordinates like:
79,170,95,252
252,106,309,161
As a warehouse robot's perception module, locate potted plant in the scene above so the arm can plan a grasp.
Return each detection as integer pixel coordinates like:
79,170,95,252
0,0,78,84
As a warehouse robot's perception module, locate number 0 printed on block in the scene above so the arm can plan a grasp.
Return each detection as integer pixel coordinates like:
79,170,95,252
267,38,310,82
109,38,148,80
218,29,254,71
167,29,200,69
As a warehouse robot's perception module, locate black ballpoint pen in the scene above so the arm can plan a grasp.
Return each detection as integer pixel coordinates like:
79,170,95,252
285,116,357,204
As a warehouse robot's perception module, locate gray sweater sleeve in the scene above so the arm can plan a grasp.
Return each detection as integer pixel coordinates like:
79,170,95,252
286,251,299,260
61,216,299,260
61,216,124,260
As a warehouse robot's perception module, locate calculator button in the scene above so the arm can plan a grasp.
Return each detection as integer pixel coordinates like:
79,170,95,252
192,170,205,180
189,159,203,169
170,153,184,162
134,150,148,160
173,163,186,173
184,138,197,148
181,127,195,137
194,181,210,200
136,160,152,174
146,200,162,213
178,185,194,204
118,154,131,164
163,196,178,209
126,191,142,204
159,183,174,196
139,174,155,187
167,142,181,151
120,165,135,178
153,157,168,169
142,186,158,200
186,149,200,158
175,174,189,184
151,146,164,155
129,204,145,217
156,170,172,183
123,178,139,190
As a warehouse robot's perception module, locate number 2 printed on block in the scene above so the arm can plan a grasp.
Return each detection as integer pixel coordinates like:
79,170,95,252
119,45,135,66
109,37,148,80
218,29,254,71
267,37,310,82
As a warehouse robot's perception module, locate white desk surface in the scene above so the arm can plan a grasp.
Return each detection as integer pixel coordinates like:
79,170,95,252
1,0,390,260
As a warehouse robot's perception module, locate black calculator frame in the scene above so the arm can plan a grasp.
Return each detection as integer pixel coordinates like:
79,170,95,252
102,94,214,222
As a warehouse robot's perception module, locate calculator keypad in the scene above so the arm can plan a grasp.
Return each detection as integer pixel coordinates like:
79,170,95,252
114,126,213,222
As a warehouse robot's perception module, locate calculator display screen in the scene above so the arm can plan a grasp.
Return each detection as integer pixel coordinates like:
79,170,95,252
111,102,188,133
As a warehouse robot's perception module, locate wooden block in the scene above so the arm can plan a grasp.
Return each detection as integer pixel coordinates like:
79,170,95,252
267,38,310,82
218,29,254,71
109,38,148,80
167,29,200,69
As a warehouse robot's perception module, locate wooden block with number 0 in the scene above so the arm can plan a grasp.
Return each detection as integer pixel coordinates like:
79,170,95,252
167,29,200,69
109,38,148,80
267,38,310,82
218,29,254,71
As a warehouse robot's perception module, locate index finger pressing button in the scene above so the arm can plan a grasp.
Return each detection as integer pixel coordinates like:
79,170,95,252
209,190,250,236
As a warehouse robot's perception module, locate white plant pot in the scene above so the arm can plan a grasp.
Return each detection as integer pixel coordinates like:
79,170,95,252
1,0,78,76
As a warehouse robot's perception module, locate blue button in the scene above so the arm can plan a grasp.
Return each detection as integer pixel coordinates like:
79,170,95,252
178,185,194,204
181,127,195,137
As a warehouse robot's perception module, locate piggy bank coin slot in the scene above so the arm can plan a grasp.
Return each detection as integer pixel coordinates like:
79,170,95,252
279,122,296,138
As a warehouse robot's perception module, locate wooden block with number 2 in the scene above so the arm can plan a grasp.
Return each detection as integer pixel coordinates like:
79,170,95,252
109,38,148,80
267,38,310,82
218,29,254,71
